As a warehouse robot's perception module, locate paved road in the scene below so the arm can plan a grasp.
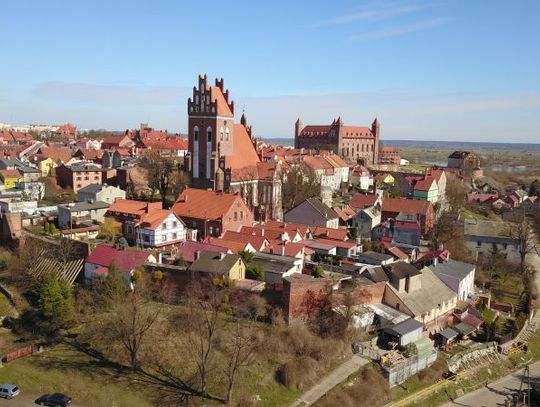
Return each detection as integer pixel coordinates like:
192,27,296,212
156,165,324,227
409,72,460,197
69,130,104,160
440,360,540,407
289,354,369,407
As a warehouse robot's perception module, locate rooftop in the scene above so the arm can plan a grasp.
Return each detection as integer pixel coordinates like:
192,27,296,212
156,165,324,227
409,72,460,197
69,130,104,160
428,259,475,281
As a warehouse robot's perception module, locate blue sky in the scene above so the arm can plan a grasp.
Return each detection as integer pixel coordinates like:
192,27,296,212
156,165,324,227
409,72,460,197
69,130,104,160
1,0,539,142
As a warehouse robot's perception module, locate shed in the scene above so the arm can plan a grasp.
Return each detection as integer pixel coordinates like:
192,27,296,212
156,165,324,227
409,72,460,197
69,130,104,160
453,322,476,338
382,318,423,347
436,327,459,346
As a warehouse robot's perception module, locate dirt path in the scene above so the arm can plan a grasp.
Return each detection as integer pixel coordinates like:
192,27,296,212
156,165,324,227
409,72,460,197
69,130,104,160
288,354,369,407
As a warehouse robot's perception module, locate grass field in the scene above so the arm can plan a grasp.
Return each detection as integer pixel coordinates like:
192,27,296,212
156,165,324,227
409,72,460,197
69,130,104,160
0,343,155,407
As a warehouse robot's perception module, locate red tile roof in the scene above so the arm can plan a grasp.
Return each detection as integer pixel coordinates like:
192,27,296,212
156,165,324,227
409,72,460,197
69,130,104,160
263,241,305,257
414,177,436,192
107,199,163,218
224,124,261,171
210,86,234,117
222,230,268,251
333,205,356,222
349,193,378,210
176,240,230,263
207,237,251,253
139,210,180,230
86,244,152,272
172,188,243,220
312,226,349,241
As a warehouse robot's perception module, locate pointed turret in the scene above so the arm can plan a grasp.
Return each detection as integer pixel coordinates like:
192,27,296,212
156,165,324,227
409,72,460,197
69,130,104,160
240,112,248,126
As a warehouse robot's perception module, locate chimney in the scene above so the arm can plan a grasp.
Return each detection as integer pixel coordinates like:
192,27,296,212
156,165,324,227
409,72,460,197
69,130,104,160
194,250,201,261
157,252,163,264
261,228,264,237
219,252,226,260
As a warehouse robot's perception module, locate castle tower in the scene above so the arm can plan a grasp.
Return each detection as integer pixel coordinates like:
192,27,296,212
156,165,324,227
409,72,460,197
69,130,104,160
187,75,235,189
371,117,380,164
294,118,304,148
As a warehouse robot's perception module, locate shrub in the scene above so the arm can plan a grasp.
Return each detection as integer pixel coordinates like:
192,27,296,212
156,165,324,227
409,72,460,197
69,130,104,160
152,270,164,281
278,356,319,389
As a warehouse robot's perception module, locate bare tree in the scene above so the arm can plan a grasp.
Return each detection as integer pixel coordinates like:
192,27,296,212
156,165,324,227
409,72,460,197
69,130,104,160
185,285,224,396
510,217,538,273
98,293,160,370
280,161,321,212
141,151,178,208
222,322,258,406
445,173,466,214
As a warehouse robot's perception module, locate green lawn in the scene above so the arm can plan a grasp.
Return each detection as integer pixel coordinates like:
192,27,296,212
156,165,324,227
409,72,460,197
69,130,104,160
479,307,497,323
0,344,155,407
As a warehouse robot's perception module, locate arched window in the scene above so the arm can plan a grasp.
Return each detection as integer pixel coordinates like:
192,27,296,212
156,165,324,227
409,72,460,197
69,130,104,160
193,126,199,141
206,126,212,142
226,128,230,141
220,127,224,141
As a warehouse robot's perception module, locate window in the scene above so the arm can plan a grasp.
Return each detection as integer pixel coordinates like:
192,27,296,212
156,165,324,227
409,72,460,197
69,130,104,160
226,129,230,141
220,127,224,141
503,243,508,250
76,184,81,188
144,235,150,242
477,241,482,247
127,226,133,234
240,211,244,220
172,221,177,228
162,222,167,229
234,212,238,221
207,127,212,142
84,176,89,180
209,226,214,235
193,126,199,141
172,232,177,240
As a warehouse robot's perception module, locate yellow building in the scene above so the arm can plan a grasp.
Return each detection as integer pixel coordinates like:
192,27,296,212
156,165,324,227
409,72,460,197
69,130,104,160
189,251,246,281
36,157,57,177
0,169,23,189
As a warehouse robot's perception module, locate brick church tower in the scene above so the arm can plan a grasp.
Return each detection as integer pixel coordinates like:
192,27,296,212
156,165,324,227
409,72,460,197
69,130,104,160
187,75,235,189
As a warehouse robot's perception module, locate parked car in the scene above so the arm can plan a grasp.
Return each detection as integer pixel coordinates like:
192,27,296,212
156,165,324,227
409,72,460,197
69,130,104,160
36,393,72,407
0,384,20,399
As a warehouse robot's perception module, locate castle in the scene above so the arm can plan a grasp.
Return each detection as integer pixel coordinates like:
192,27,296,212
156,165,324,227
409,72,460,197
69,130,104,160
294,116,381,165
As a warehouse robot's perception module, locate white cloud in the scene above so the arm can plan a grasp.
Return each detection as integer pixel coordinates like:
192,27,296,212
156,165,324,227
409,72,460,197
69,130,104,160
318,2,427,26
350,17,448,41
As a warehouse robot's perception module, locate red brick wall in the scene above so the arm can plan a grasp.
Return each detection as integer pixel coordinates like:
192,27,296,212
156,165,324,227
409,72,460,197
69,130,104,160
332,282,386,307
283,277,332,321
283,279,387,322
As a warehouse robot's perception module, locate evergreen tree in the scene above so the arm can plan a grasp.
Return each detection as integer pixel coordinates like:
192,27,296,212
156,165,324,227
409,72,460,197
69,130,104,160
102,262,127,303
246,264,264,281
311,264,325,278
37,272,74,328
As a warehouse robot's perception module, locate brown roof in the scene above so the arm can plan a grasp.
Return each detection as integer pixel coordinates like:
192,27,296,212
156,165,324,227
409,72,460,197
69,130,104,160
349,193,378,210
382,198,433,216
0,168,22,179
38,146,72,163
414,177,436,192
173,188,244,220
312,226,349,241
